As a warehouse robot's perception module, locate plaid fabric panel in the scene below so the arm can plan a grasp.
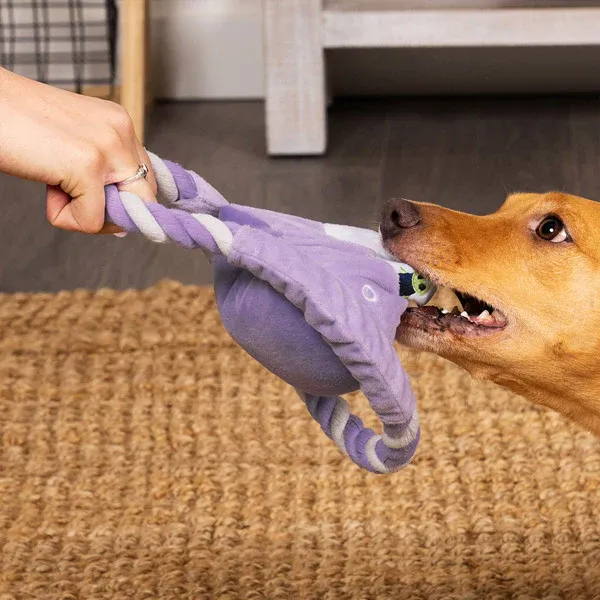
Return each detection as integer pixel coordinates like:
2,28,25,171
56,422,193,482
0,0,117,94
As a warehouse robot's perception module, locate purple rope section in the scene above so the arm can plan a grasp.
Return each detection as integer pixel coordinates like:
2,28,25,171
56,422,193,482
104,185,219,253
306,394,419,473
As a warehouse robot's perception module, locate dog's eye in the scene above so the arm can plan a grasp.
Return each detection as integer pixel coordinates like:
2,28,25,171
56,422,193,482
536,216,570,243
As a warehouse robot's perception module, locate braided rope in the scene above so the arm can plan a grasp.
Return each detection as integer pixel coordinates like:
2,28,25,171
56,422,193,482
104,153,419,474
301,392,419,474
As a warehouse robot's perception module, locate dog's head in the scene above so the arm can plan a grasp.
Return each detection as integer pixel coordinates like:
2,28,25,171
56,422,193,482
381,192,600,431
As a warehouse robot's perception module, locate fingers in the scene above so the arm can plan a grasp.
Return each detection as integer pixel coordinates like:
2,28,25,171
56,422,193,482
108,151,156,237
46,185,79,231
45,98,159,236
111,140,158,204
99,222,126,235
47,184,121,234
115,166,155,203
109,105,157,203
136,142,158,197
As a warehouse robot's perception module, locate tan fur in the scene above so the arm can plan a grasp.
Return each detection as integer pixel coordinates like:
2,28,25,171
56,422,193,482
385,192,600,434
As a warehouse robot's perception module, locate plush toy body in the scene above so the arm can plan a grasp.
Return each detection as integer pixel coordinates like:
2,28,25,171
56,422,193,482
105,153,435,474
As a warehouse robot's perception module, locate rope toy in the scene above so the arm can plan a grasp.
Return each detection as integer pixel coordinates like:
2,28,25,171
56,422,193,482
104,153,436,474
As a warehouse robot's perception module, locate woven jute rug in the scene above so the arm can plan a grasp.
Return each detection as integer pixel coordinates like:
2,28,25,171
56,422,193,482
1,281,600,600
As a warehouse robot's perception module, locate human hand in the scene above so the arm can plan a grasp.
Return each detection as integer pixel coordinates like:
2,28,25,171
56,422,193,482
0,67,157,234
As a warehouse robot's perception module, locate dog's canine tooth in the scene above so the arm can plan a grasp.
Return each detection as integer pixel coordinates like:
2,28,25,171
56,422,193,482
491,308,509,326
460,311,470,319
478,310,491,319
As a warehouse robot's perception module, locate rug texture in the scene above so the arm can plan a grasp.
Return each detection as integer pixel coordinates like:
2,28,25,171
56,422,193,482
1,281,599,600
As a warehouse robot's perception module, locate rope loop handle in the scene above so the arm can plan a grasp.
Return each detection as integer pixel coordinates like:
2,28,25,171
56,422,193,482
104,153,419,474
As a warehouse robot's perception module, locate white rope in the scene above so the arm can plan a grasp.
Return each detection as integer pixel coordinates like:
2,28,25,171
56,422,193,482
191,213,233,257
382,412,420,449
119,191,169,244
147,151,179,203
330,398,351,456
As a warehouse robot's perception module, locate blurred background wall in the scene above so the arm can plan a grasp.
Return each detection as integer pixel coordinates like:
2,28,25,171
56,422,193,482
148,0,600,100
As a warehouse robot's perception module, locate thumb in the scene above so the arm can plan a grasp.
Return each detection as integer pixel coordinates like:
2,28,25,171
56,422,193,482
46,184,122,234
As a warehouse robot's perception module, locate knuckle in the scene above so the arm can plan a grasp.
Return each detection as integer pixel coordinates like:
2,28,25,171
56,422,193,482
109,103,135,137
80,210,105,234
81,144,105,172
101,125,122,149
85,220,104,234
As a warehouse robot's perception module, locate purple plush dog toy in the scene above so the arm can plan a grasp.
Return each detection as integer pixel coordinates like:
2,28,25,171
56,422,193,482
104,153,436,474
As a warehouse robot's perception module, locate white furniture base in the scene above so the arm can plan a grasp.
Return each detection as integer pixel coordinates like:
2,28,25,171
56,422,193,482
264,0,600,156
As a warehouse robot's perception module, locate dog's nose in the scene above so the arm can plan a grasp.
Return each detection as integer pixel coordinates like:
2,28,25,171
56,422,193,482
380,198,422,239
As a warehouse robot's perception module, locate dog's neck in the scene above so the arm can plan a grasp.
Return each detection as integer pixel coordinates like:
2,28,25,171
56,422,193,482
488,368,600,436
452,355,600,436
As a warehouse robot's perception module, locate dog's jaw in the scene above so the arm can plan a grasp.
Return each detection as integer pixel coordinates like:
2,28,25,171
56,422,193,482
398,320,600,437
395,317,508,377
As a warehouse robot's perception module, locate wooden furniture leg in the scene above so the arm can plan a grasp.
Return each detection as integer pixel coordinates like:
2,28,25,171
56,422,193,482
264,0,327,156
120,0,149,143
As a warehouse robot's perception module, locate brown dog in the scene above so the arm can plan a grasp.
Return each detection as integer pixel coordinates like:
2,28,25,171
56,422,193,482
380,193,600,435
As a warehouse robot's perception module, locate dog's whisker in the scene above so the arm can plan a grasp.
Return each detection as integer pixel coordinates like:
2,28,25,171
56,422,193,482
498,178,509,195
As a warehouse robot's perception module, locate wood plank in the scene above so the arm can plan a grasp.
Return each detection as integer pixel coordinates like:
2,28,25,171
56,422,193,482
323,7,600,47
264,0,327,155
120,0,149,142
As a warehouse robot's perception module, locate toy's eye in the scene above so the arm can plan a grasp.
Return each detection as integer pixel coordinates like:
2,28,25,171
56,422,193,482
412,273,431,296
536,215,570,243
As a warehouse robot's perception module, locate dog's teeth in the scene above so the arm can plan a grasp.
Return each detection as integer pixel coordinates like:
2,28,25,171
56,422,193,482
478,310,491,319
460,311,470,319
441,309,449,314
491,308,508,325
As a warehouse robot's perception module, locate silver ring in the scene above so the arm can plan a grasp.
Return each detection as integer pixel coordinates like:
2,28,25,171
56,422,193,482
117,164,149,187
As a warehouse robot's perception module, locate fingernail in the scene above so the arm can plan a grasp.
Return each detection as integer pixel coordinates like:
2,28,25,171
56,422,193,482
113,232,128,238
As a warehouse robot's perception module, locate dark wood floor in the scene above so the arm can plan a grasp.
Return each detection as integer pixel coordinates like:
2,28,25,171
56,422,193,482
2,95,599,293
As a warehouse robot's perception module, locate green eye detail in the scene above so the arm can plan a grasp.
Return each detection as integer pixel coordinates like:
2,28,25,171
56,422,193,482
412,273,431,296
